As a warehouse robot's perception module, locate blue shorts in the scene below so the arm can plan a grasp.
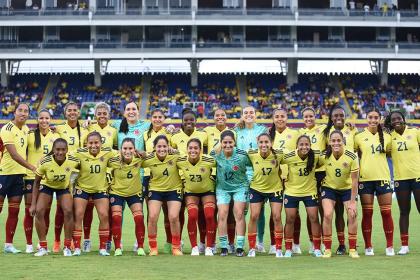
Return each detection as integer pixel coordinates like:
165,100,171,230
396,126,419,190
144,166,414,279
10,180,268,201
315,171,326,192
321,187,353,202
249,188,283,203
24,179,34,194
394,178,420,193
0,174,25,198
283,194,318,208
110,193,143,207
184,191,215,198
358,180,392,196
39,185,70,198
148,189,182,202
73,188,108,200
142,176,150,198
216,188,248,205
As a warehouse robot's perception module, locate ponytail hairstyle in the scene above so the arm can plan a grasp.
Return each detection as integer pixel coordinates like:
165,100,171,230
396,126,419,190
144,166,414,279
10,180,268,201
64,101,82,147
323,104,345,138
257,133,278,166
146,108,165,140
325,130,344,159
119,102,139,134
34,109,52,150
269,107,288,142
368,108,385,153
153,134,169,148
181,108,196,132
384,110,406,132
236,106,256,130
46,138,68,157
296,135,315,172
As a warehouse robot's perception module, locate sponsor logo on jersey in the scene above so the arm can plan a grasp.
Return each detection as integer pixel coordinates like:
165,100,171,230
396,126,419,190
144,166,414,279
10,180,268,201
233,165,239,171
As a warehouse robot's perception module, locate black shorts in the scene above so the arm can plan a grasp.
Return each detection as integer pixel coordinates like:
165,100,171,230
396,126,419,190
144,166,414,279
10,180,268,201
321,187,353,202
39,185,70,198
0,174,25,198
148,189,182,202
358,180,392,196
73,188,108,200
283,194,318,209
184,191,215,198
394,178,420,193
110,193,143,207
249,188,283,203
24,179,34,194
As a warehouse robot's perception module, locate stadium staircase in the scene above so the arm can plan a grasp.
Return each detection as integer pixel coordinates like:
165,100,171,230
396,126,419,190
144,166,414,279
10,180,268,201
39,75,60,110
140,75,151,119
236,75,248,107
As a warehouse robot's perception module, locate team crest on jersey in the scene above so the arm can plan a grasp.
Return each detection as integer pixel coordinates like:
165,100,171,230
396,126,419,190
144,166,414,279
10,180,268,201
364,138,368,142
50,139,54,143
271,160,277,166
232,165,239,171
200,167,206,173
255,161,259,165
134,163,139,168
394,182,399,188
66,167,71,172
168,160,174,166
315,129,320,133
342,162,349,168
407,135,412,140
110,197,115,203
287,134,292,139
100,157,105,162
284,198,288,205
358,184,364,190
134,129,139,135
107,131,112,136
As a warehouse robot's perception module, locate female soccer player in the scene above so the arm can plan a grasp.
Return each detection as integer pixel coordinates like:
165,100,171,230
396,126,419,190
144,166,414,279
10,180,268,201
234,106,267,253
54,101,88,253
71,132,118,256
321,105,356,255
320,130,359,258
385,111,420,255
0,103,35,254
108,138,145,257
281,135,323,258
23,109,59,253
210,130,250,257
247,133,284,258
29,138,80,257
142,135,183,256
354,108,394,256
177,138,216,256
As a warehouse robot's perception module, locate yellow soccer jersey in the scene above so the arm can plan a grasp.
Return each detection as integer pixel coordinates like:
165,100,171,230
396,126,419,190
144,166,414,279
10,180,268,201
108,156,143,197
280,150,321,197
26,130,60,180
323,126,356,152
170,128,208,155
299,124,326,172
143,127,172,177
35,155,80,190
56,122,88,153
0,122,29,175
273,127,300,152
354,128,391,182
248,149,284,193
319,150,359,191
73,147,118,193
89,123,117,149
141,152,182,192
176,155,216,193
203,126,231,151
390,127,420,180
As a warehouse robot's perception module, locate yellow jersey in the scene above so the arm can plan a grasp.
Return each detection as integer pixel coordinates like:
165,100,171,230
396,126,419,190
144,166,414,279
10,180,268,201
176,155,216,193
35,155,80,190
319,150,359,191
55,122,88,153
390,127,420,180
323,126,356,152
26,130,60,180
170,128,208,155
0,122,29,175
141,152,182,192
203,126,231,151
73,147,118,193
280,149,321,197
88,122,117,149
300,124,326,172
273,127,300,152
248,149,283,193
143,127,172,177
108,156,143,197
354,128,391,182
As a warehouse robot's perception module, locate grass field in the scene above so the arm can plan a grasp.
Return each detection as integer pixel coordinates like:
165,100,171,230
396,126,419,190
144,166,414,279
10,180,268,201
1,199,420,280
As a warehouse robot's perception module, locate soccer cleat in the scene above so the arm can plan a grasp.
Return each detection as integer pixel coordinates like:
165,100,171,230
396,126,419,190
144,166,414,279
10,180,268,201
83,240,91,253
198,242,205,254
212,244,217,254
365,247,374,256
308,242,314,255
247,248,256,257
268,245,276,255
72,248,81,256
292,243,302,254
283,250,293,258
26,244,34,254
190,246,200,256
53,241,61,253
34,248,48,257
133,241,138,252
313,249,323,258
398,246,409,255
172,248,183,256
228,244,235,254
4,244,21,254
99,249,110,256
336,245,346,255
137,248,146,256
275,249,283,258
105,241,112,253
149,248,158,256
63,247,72,257
205,247,214,256
256,242,266,253
322,249,332,258
385,247,395,256
220,248,229,257
349,249,360,258
236,248,245,257
163,243,172,254
114,248,123,256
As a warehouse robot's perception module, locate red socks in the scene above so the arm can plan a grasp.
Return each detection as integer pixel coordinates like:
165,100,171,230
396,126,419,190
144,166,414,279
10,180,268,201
401,233,409,246
362,205,373,248
72,229,82,249
380,205,394,248
337,231,345,246
285,238,293,251
274,230,283,250
313,234,321,250
111,212,122,249
187,204,199,248
148,234,157,250
24,204,33,245
248,232,257,249
6,202,20,243
269,217,275,246
99,228,110,250
293,214,301,244
323,234,332,250
83,200,94,240
55,204,64,242
198,207,206,245
203,202,216,247
172,234,181,249
39,240,48,249
133,212,145,248
348,232,357,250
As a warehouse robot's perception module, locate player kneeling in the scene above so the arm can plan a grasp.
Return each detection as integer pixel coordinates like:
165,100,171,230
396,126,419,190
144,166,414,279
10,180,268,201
30,138,79,257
